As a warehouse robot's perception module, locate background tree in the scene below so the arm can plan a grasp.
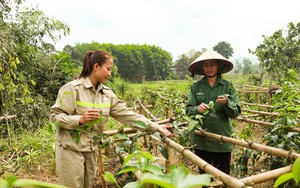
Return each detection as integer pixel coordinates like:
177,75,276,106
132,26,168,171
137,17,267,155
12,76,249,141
66,42,173,82
0,0,70,135
250,22,300,85
242,58,254,74
233,60,242,74
172,49,203,80
213,41,234,59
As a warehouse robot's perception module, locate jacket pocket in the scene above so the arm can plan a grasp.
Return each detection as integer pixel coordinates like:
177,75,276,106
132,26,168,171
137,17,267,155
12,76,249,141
196,93,206,104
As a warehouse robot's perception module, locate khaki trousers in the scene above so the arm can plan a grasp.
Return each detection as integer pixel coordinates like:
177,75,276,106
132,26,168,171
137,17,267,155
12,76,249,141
56,145,98,188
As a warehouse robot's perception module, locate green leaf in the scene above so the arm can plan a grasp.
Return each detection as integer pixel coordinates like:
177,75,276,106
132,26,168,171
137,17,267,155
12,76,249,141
208,101,214,108
141,173,175,188
73,130,80,144
170,166,189,185
123,181,141,188
141,151,154,162
48,122,58,133
14,179,68,188
123,152,136,166
158,145,168,159
170,166,211,187
274,173,293,187
30,79,36,86
293,157,300,184
103,172,119,186
0,83,4,90
176,174,211,187
150,132,161,142
203,109,209,115
113,133,129,140
117,166,138,175
132,120,148,129
144,164,163,175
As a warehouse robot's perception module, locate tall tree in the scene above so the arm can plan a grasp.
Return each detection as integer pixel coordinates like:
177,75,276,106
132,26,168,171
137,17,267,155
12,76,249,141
250,22,300,85
242,58,254,74
173,49,203,80
213,41,234,59
0,0,70,134
233,60,242,74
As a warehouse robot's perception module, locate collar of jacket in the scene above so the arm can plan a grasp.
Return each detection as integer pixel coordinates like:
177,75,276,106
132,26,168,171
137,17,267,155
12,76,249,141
202,76,225,85
82,77,104,93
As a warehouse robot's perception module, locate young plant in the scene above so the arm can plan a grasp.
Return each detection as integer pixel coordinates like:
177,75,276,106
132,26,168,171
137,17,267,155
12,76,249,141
0,175,67,188
274,157,300,187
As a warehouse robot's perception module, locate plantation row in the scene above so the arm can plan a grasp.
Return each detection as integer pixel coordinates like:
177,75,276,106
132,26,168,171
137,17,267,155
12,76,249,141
98,90,299,187
0,77,299,187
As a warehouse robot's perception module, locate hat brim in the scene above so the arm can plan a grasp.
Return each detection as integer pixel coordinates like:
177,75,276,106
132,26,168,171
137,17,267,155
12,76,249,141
188,59,233,75
188,49,234,75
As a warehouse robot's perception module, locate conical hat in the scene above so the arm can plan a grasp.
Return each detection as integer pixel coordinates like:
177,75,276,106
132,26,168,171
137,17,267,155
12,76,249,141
188,49,233,75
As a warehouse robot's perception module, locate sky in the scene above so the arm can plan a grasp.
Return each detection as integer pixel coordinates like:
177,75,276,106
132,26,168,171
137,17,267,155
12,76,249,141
24,0,300,61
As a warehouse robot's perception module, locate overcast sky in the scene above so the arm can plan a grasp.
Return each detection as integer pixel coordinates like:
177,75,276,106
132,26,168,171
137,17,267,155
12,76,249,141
25,0,299,61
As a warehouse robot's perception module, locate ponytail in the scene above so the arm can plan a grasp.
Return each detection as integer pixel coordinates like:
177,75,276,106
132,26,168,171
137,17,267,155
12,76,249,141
79,50,112,78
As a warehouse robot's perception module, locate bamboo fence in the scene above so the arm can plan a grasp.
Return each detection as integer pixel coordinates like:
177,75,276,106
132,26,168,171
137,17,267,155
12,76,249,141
194,130,300,161
240,102,274,109
236,116,300,133
100,99,299,187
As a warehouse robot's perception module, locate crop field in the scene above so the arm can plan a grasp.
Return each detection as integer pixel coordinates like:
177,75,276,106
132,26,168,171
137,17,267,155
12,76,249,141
1,76,299,188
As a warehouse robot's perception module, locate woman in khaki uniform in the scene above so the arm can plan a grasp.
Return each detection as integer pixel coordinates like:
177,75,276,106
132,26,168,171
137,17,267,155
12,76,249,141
51,49,173,188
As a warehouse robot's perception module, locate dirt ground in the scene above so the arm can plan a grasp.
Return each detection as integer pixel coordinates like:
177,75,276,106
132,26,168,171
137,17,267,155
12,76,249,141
13,123,275,188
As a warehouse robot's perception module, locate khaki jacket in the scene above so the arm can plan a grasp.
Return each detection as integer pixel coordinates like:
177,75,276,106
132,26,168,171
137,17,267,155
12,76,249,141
50,77,158,152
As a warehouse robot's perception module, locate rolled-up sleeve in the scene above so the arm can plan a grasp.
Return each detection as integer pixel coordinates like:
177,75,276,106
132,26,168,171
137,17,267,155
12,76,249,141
223,84,241,118
50,84,82,130
186,84,201,117
109,92,158,132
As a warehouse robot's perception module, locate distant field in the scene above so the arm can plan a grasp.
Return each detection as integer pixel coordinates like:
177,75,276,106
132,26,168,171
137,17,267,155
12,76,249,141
127,80,190,96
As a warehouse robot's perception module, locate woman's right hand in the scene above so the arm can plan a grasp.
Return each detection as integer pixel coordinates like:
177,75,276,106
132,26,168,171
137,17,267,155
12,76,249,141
197,103,210,113
79,109,100,125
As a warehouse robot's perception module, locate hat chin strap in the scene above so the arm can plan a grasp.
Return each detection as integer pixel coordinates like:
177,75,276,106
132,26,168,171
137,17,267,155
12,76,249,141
206,73,217,78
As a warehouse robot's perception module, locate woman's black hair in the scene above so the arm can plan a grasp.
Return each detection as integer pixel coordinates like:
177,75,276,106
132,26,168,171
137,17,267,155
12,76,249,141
79,50,112,78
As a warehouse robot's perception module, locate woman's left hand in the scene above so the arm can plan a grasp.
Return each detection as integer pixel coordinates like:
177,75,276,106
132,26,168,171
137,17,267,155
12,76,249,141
216,95,228,105
157,124,175,137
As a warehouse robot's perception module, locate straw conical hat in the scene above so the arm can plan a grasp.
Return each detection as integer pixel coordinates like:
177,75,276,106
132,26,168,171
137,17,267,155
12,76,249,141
188,49,233,75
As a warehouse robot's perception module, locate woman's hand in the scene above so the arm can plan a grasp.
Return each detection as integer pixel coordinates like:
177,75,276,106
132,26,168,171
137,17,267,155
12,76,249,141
197,103,210,113
216,95,228,105
79,109,100,125
157,124,175,137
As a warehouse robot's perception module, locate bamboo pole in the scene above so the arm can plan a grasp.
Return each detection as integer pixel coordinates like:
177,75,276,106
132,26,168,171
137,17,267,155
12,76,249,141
104,127,137,136
194,130,300,160
241,109,279,116
240,102,274,109
237,90,268,94
0,115,16,121
97,144,108,188
163,137,248,188
239,166,292,185
236,117,274,126
137,98,158,121
165,108,173,172
103,118,175,136
236,117,300,133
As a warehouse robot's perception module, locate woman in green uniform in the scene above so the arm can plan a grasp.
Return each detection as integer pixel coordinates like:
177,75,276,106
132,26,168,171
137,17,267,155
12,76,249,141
186,48,241,174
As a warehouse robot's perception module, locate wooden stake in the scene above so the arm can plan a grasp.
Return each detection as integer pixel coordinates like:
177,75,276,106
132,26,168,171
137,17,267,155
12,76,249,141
98,143,107,188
